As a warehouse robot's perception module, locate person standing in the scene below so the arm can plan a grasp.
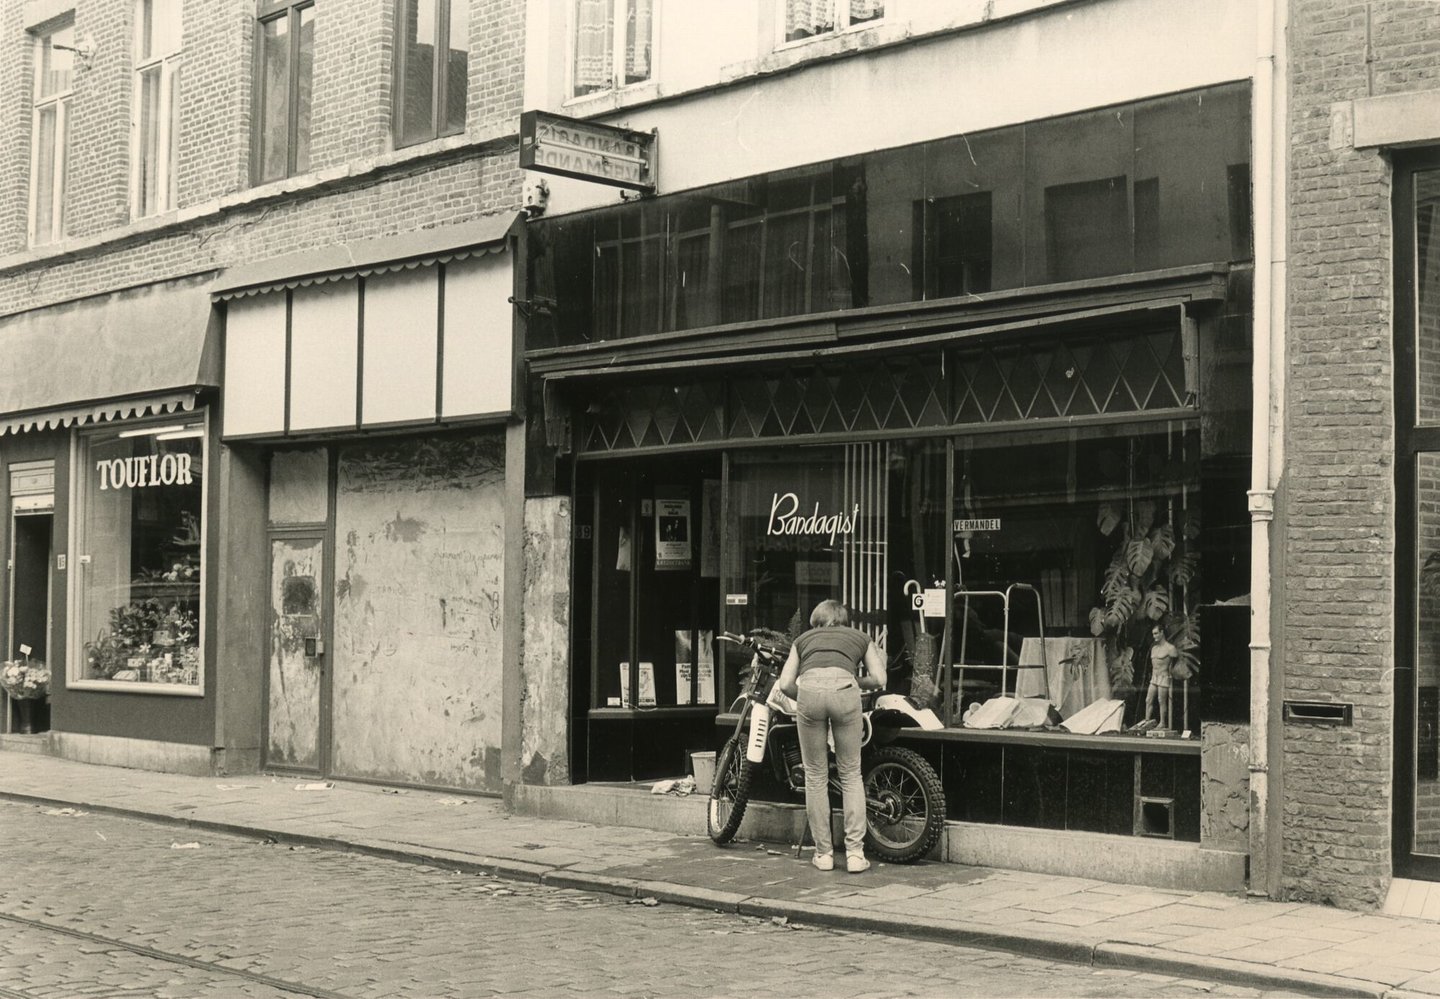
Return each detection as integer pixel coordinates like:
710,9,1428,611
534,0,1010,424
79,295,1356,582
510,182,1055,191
775,599,887,873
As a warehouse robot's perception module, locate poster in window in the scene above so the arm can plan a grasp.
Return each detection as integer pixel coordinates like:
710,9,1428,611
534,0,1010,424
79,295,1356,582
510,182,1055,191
637,661,656,707
675,630,693,705
696,629,715,704
654,498,691,570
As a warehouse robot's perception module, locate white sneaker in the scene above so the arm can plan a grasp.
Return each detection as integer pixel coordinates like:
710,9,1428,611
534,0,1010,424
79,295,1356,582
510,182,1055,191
846,854,870,873
811,852,834,871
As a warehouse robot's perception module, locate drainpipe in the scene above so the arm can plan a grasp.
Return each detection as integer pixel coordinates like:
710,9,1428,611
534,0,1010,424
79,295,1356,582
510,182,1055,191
1248,0,1287,899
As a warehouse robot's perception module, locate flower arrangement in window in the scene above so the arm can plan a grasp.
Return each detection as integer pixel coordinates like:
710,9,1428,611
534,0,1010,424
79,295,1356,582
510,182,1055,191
1,656,49,700
84,599,199,685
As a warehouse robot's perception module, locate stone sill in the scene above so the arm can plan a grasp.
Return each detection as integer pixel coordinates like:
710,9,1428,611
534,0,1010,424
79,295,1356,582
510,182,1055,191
0,121,517,281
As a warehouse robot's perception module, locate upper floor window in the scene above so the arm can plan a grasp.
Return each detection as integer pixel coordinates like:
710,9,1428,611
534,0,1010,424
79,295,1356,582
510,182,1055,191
133,0,182,217
783,0,884,43
571,0,652,99
394,0,468,147
29,20,74,246
253,0,313,185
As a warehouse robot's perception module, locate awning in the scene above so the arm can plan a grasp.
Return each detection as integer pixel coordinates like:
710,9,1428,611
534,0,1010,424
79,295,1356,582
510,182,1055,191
0,274,218,436
217,214,521,439
211,212,519,300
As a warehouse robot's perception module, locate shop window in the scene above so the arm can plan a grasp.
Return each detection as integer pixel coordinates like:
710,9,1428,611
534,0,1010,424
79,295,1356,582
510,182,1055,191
29,19,73,246
132,0,182,218
394,0,468,148
918,191,993,299
252,0,314,185
571,0,652,99
70,419,205,692
781,0,884,44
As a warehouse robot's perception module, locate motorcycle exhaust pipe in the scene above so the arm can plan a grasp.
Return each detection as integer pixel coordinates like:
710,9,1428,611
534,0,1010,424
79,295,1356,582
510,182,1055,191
746,703,771,763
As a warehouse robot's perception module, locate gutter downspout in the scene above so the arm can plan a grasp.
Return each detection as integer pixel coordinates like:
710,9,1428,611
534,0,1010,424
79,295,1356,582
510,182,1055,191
1248,0,1287,898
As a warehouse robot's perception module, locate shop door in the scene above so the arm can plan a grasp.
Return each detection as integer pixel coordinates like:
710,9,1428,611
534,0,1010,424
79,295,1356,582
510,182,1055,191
266,531,328,773
1397,154,1440,881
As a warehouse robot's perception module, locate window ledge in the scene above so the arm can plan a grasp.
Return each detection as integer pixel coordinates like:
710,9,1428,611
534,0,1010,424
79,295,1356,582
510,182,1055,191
0,121,516,284
561,81,663,118
66,679,204,697
722,22,910,84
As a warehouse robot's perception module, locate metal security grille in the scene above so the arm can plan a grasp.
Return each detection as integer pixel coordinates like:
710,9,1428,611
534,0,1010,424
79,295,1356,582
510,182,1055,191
573,325,1189,454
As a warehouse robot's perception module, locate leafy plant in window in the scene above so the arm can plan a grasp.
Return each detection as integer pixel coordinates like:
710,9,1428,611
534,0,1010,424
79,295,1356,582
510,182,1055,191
1088,499,1200,695
84,599,199,684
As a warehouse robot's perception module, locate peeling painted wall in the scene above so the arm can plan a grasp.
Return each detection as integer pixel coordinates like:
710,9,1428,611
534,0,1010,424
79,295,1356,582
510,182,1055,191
330,435,505,791
520,495,572,786
1201,721,1249,851
269,449,328,525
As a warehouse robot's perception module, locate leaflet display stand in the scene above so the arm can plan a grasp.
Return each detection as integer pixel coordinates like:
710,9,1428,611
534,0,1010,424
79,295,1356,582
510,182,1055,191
942,582,1049,725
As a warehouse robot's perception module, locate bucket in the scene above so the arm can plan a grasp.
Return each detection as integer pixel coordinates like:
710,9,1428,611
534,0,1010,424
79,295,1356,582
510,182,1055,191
691,751,716,792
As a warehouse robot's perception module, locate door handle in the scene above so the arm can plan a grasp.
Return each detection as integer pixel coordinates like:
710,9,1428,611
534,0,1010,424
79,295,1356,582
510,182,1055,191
304,638,326,658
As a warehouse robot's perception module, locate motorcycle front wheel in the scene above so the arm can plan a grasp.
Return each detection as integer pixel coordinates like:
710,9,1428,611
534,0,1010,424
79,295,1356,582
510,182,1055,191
707,735,754,844
863,745,946,863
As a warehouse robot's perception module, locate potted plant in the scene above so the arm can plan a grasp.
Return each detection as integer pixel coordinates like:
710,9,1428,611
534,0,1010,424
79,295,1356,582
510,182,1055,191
1087,499,1200,723
1,655,50,734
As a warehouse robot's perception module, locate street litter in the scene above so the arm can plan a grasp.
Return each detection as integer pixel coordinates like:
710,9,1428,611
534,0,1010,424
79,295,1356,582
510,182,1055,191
43,807,85,817
294,781,333,791
628,897,660,907
436,797,470,806
770,916,789,927
95,832,106,842
380,788,407,795
170,842,201,850
215,784,256,790
649,775,697,796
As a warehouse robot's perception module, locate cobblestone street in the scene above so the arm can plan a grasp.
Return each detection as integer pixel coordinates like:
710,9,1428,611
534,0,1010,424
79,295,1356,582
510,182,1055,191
0,801,1309,999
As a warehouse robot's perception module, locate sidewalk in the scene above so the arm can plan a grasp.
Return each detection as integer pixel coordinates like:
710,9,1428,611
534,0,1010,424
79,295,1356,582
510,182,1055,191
3,750,1439,999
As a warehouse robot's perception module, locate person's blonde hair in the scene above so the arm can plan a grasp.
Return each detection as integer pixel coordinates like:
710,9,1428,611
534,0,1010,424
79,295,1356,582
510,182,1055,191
810,599,850,628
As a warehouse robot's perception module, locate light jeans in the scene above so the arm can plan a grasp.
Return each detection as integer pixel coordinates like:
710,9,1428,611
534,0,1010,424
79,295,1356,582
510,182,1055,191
795,671,865,858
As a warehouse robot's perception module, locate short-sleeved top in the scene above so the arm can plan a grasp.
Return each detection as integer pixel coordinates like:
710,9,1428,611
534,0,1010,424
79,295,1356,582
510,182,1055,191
794,626,871,677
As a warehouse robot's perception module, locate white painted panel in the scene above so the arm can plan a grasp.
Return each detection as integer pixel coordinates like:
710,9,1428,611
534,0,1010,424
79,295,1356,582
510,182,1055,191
442,255,513,419
223,295,287,437
362,268,438,426
289,280,359,431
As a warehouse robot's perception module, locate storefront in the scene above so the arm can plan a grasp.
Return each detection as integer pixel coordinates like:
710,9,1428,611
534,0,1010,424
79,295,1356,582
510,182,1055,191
212,213,521,792
0,275,223,772
527,82,1257,864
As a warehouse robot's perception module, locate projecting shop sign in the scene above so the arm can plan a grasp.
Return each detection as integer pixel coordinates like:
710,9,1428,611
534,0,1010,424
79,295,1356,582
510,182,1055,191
518,110,656,193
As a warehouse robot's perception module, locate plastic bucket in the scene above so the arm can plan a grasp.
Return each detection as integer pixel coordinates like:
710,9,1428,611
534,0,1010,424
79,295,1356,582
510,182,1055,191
691,751,716,791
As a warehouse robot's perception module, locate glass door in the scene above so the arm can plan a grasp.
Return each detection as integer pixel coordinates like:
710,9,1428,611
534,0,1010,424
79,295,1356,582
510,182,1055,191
1397,154,1440,879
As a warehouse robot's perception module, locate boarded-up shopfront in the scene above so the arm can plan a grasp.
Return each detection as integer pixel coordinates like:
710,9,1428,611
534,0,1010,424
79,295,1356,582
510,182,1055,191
214,214,520,792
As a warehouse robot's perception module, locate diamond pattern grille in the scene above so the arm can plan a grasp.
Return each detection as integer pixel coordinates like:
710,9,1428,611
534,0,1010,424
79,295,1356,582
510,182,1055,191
575,327,1188,453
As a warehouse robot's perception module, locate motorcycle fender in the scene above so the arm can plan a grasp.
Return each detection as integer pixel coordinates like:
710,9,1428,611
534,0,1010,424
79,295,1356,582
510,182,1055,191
746,703,771,763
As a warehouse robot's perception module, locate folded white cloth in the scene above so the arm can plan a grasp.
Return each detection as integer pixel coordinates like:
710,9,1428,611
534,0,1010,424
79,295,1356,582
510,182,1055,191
1059,698,1126,735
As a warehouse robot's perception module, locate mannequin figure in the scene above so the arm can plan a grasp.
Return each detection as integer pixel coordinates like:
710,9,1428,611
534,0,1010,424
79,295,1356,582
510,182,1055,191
1144,625,1179,730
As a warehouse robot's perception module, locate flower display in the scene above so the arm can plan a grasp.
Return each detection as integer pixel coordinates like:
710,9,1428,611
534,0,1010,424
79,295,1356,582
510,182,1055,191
85,599,200,685
1,658,50,700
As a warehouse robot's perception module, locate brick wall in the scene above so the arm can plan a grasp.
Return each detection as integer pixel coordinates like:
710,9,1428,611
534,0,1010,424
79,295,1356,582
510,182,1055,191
1285,0,1440,908
0,0,524,316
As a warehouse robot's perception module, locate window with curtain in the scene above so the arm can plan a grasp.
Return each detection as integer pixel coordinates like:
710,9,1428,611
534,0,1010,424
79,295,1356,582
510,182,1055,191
253,0,314,185
571,0,652,98
29,20,73,246
394,0,468,147
134,0,182,218
783,0,884,43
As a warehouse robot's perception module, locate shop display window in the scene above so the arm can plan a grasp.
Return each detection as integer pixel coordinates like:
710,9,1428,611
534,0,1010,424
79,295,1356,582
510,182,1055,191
70,419,204,692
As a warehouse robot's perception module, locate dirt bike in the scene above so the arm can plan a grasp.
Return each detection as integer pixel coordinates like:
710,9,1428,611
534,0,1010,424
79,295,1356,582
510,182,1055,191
706,630,947,864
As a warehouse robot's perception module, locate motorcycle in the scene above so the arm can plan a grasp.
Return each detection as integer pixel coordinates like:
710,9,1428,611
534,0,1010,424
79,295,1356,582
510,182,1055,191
706,630,947,864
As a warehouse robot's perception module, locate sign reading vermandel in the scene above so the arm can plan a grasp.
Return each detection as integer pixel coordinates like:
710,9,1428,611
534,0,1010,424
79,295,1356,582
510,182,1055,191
519,110,656,193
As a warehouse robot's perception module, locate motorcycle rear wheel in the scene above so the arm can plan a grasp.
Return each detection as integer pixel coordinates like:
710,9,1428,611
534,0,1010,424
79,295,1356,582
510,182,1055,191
707,735,754,844
863,745,946,863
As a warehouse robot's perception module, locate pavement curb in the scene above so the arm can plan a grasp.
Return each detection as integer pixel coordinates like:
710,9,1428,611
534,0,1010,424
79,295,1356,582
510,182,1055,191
0,790,1410,998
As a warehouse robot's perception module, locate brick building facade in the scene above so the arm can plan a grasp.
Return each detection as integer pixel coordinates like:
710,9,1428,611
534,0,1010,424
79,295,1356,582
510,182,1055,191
0,0,528,790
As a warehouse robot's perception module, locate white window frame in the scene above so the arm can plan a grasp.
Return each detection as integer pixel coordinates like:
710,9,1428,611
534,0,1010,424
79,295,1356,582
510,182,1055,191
775,0,886,49
28,20,73,247
566,0,657,101
130,0,182,219
66,414,209,697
